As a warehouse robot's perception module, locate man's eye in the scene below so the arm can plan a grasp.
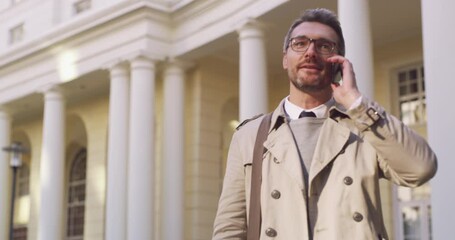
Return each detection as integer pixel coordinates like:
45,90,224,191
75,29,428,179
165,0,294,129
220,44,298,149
318,41,333,50
320,44,331,50
293,40,308,48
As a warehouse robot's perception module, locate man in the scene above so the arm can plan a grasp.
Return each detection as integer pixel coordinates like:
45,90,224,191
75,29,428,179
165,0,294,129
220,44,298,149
213,8,437,240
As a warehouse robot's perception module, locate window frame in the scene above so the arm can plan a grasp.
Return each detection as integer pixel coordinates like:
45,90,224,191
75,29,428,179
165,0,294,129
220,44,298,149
16,162,30,197
66,149,87,240
73,0,91,15
9,23,24,45
12,224,27,240
393,63,426,126
393,186,432,240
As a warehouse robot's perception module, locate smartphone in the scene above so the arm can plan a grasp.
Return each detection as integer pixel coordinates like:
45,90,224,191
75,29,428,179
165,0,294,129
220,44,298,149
331,63,342,85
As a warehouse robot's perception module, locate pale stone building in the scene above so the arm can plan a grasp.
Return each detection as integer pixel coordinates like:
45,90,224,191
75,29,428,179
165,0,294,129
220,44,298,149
0,0,453,240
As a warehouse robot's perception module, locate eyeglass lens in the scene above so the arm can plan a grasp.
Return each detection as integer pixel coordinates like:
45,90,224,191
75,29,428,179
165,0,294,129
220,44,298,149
290,37,335,55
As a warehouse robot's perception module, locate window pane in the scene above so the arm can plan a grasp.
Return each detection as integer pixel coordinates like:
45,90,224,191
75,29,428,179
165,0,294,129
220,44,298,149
396,64,426,125
17,164,30,196
13,226,27,240
403,206,421,240
70,154,86,181
67,206,85,236
67,149,86,239
400,86,408,96
399,99,427,127
399,72,407,83
409,69,418,80
416,101,426,123
69,184,86,203
400,99,419,125
397,183,432,240
9,24,24,44
410,82,418,94
74,0,91,14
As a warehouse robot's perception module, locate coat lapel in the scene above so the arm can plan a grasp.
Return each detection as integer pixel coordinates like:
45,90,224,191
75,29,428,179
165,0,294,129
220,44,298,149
309,118,351,185
264,123,304,190
262,99,351,192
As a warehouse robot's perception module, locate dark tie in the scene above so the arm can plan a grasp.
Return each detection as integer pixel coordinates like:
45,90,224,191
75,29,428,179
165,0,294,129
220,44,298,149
299,110,316,118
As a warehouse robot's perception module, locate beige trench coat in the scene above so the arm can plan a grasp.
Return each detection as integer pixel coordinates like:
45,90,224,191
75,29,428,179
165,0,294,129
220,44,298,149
213,97,437,240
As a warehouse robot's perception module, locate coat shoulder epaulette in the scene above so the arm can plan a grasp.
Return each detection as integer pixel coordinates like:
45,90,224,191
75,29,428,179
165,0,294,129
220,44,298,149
236,114,264,131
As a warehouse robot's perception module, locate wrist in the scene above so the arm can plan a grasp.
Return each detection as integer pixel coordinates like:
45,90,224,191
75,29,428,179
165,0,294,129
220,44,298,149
346,94,362,110
343,91,362,109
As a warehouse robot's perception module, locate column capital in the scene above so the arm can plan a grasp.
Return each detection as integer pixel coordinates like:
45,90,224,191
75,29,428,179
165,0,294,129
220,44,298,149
39,85,64,102
130,56,157,70
108,62,129,78
103,51,163,71
36,84,62,94
127,50,162,64
163,59,195,73
102,59,129,72
236,18,266,39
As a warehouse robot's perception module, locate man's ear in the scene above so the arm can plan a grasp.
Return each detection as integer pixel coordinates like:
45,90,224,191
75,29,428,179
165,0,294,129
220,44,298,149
282,53,288,69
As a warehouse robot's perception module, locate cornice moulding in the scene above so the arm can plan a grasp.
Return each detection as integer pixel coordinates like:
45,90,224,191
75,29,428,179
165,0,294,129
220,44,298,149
0,1,169,67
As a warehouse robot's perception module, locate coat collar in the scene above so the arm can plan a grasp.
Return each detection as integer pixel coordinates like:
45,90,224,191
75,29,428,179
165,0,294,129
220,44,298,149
264,99,351,191
268,98,349,132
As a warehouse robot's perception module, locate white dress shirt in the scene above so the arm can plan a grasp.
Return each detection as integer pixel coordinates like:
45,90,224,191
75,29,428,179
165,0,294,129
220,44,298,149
284,96,362,120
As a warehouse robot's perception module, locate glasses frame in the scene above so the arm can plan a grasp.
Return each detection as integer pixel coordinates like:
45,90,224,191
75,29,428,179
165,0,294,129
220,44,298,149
288,36,337,56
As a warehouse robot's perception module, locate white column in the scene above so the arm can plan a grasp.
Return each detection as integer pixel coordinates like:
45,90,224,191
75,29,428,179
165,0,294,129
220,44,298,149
105,63,130,240
162,62,188,240
238,19,268,121
0,109,11,240
38,87,65,240
127,56,155,240
338,0,374,98
421,0,455,239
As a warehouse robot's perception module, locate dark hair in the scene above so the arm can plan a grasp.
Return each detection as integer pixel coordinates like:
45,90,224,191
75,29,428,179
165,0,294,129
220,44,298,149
283,8,345,56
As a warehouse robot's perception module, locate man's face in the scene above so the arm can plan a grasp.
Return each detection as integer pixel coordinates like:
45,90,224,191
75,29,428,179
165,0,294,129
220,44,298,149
283,22,339,93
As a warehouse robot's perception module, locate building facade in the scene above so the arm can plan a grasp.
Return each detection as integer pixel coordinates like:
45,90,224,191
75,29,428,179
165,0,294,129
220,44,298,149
0,0,453,240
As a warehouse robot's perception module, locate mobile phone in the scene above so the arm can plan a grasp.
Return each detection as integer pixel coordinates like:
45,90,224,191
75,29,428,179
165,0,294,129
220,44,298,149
331,63,342,85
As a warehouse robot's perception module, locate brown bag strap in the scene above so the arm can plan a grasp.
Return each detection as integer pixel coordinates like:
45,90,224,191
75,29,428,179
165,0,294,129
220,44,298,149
247,113,272,240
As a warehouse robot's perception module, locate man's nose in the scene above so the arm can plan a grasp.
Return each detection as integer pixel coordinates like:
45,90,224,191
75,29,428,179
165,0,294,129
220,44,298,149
304,42,317,57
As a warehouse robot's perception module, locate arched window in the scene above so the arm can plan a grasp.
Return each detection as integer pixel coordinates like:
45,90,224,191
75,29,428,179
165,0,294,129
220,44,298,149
17,163,30,197
66,149,87,240
13,163,30,240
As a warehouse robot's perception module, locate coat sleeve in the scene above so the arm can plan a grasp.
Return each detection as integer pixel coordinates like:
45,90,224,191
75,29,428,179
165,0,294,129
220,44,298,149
346,96,437,187
212,130,248,239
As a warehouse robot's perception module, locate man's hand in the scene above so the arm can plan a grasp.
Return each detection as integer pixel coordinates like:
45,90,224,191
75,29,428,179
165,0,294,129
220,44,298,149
326,55,362,109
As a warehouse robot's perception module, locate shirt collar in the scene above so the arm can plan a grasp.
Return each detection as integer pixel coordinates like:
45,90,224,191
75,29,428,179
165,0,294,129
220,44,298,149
284,96,336,120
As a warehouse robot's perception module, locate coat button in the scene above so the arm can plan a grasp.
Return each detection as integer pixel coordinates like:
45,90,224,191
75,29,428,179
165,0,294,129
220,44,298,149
343,176,353,185
265,228,277,237
353,212,363,222
271,190,281,199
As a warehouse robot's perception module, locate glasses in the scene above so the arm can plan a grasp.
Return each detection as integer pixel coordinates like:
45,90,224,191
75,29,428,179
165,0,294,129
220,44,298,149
288,36,337,55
